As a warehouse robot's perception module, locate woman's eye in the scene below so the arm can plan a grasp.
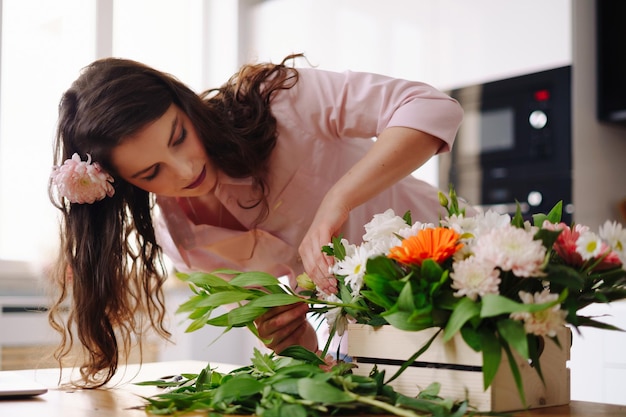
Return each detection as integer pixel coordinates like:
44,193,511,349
143,165,160,181
173,128,187,146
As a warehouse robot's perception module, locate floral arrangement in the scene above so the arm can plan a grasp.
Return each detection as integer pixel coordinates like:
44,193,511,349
310,189,626,401
50,153,115,204
150,187,626,415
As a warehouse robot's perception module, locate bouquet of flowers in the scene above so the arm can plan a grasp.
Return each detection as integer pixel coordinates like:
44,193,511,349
309,188,626,401
164,187,626,414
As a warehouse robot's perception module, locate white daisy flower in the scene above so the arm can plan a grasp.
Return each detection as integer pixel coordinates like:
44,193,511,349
576,231,603,261
332,243,378,296
599,220,626,258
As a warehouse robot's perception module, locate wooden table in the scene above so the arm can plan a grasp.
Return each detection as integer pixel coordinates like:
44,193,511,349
1,361,624,416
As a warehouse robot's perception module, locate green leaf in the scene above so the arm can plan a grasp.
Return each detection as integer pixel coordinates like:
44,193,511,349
502,340,527,407
533,201,563,226
229,271,283,287
180,272,232,288
528,335,545,384
386,329,442,384
533,228,562,253
541,264,585,291
199,291,253,307
497,319,529,360
443,297,480,341
381,309,433,331
330,235,346,261
480,291,567,317
297,378,353,403
176,294,210,313
394,394,449,415
185,315,213,333
279,346,325,365
212,374,264,403
396,281,415,311
511,201,525,228
225,304,269,326
250,348,277,374
479,330,501,390
247,293,304,308
459,326,481,352
365,255,405,280
421,259,445,283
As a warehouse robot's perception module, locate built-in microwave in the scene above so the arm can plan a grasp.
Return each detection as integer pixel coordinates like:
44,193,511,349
439,66,573,224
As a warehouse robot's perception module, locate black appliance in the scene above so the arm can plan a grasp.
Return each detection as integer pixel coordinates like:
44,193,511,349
439,66,572,224
596,0,626,125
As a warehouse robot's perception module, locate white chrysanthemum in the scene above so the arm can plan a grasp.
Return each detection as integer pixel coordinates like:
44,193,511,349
473,224,546,277
510,290,567,337
576,231,603,261
332,243,378,296
362,209,408,242
441,214,477,236
599,220,626,259
474,210,512,236
450,257,501,301
397,221,435,239
367,235,401,257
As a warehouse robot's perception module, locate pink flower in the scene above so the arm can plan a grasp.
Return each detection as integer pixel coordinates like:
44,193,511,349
543,222,584,266
51,153,114,204
545,221,622,270
510,290,567,337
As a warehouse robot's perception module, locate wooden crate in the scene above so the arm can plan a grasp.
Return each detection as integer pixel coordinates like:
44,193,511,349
347,324,571,412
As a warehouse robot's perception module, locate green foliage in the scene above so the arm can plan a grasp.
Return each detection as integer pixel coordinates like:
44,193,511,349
139,347,473,417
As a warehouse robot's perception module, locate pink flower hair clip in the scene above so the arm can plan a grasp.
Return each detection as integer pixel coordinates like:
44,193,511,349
51,153,115,204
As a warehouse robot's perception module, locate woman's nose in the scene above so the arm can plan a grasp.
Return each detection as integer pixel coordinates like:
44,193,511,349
173,158,194,180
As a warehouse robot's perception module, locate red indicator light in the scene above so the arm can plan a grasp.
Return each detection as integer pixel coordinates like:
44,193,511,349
534,89,550,101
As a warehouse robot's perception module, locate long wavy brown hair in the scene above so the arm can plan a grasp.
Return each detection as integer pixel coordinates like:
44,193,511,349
48,54,302,387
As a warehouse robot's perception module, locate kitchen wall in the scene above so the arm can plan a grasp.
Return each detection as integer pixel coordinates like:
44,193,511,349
244,0,572,189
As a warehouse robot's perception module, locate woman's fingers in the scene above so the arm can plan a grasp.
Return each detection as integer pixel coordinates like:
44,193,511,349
255,303,312,352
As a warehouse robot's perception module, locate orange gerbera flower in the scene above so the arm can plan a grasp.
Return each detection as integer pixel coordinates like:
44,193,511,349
388,227,463,266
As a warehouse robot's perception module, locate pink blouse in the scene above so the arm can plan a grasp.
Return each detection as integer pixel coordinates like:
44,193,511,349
154,67,463,286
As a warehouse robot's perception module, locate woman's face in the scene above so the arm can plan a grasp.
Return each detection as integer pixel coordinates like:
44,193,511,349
111,104,217,197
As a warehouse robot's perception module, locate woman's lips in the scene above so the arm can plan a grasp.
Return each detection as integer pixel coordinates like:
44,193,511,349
185,166,206,189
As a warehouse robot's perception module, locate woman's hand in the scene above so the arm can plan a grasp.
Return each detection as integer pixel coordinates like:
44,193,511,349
298,199,350,295
254,303,318,354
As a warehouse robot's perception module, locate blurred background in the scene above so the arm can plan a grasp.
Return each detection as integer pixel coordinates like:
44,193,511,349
0,0,624,406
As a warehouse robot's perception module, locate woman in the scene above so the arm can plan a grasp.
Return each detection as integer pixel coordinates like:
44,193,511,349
49,54,464,387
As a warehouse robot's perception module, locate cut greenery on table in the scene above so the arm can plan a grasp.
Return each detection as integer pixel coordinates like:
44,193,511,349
138,346,477,417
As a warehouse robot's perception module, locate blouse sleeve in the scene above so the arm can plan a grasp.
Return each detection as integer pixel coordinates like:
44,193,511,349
277,67,463,153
